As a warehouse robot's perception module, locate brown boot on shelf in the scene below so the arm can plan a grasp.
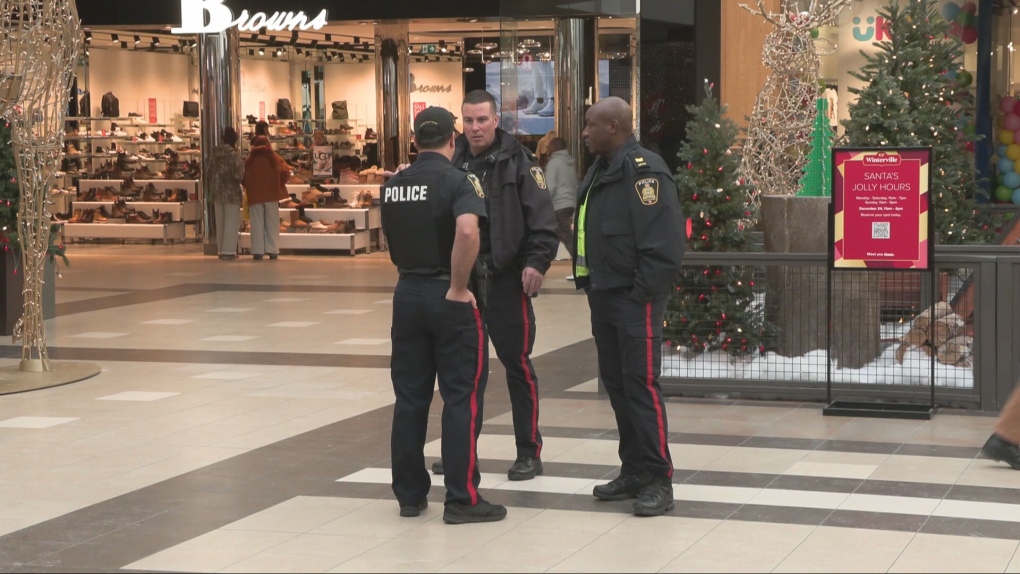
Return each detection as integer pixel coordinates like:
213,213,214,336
143,184,162,202
67,209,84,223
347,218,357,232
93,209,108,223
160,211,174,223
99,187,117,201
126,212,146,224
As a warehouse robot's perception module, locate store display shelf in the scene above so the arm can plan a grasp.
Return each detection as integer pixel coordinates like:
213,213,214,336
67,135,198,141
68,117,197,124
280,207,373,230
63,153,170,161
237,230,368,254
72,201,199,222
63,221,186,243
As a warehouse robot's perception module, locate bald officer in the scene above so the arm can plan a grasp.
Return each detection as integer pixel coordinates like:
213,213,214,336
573,97,686,516
382,106,507,525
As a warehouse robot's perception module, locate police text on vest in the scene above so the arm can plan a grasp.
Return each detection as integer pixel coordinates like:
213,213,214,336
384,186,429,202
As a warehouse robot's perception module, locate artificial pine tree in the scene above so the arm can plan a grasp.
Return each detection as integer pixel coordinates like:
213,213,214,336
666,80,776,358
842,0,999,244
798,98,834,197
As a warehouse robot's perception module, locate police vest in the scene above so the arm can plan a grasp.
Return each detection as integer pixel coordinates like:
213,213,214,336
381,170,455,273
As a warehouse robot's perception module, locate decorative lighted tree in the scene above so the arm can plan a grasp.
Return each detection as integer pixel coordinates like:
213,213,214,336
797,97,833,197
667,80,776,359
1,0,81,372
740,0,852,211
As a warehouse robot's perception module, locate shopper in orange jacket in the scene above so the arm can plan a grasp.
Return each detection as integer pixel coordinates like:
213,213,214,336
243,135,289,260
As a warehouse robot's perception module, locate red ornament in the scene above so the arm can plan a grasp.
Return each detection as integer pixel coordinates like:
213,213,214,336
717,167,724,172
703,148,708,154
687,163,693,169
692,193,699,201
759,345,766,353
721,313,726,320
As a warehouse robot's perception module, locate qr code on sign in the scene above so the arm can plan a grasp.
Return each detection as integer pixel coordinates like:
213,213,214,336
872,222,891,239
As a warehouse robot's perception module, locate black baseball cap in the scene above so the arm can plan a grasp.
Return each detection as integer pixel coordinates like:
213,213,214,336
413,106,456,140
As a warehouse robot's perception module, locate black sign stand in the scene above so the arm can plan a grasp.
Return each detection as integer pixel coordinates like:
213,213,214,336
823,147,936,420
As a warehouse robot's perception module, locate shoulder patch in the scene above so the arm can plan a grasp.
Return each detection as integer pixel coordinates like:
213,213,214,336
466,173,485,198
635,178,659,205
530,166,548,190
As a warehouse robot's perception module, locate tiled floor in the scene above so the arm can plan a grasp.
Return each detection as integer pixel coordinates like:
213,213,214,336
0,243,1016,573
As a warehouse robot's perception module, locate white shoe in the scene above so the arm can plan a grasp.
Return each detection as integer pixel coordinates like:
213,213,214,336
565,275,575,281
523,98,545,114
538,98,555,117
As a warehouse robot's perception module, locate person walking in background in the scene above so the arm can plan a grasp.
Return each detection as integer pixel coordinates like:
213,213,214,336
431,90,559,481
208,127,244,260
243,135,289,261
544,137,579,271
573,97,685,516
536,129,557,169
983,387,1020,469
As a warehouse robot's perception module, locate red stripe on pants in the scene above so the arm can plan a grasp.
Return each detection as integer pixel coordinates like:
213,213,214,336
645,302,669,466
520,291,541,458
467,308,485,505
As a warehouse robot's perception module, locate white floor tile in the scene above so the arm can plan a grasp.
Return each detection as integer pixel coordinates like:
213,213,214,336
373,299,391,305
199,335,258,342
0,416,79,428
565,379,599,393
191,371,263,380
267,322,320,328
747,488,849,510
933,498,1020,523
97,391,180,402
784,461,878,480
69,332,129,339
324,310,372,315
142,319,196,325
335,338,389,345
264,298,308,303
206,308,254,313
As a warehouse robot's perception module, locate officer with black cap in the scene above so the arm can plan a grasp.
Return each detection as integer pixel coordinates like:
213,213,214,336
382,106,507,525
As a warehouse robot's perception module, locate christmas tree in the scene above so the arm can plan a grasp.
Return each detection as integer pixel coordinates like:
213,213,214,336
0,118,68,267
666,80,776,358
798,98,834,197
841,0,999,244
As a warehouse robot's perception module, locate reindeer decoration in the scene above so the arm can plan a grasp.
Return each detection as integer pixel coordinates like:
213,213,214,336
740,0,852,211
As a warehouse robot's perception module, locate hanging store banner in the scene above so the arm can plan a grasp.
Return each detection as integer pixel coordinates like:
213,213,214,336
312,145,333,177
148,98,158,124
832,147,932,270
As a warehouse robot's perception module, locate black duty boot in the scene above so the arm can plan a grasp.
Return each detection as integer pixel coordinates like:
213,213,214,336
633,477,675,516
593,473,653,501
399,498,428,518
507,456,543,481
443,499,507,525
982,434,1020,470
432,459,444,475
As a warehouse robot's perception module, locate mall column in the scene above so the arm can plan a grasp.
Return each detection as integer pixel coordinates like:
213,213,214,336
555,17,597,176
198,28,241,255
375,23,410,172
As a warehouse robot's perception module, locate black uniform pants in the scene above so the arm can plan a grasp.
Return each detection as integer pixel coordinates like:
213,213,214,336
390,276,489,506
482,268,543,459
587,288,673,479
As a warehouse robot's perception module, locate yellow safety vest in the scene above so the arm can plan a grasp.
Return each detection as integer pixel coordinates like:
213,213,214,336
575,169,601,278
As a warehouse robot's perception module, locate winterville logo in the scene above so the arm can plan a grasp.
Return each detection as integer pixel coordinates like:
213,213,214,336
863,153,901,166
171,0,328,34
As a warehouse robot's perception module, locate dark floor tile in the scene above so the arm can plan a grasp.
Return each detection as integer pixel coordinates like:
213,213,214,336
822,509,927,532
483,424,617,440
855,480,952,500
670,432,748,447
528,461,621,480
816,439,900,455
740,436,825,451
770,474,862,494
894,443,981,459
920,516,1020,540
728,504,833,526
685,470,777,489
945,484,1020,505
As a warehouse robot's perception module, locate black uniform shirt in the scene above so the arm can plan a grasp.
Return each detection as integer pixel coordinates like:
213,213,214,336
384,152,487,278
460,140,500,254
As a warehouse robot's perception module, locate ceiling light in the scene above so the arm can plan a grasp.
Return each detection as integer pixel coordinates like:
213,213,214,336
258,47,265,55
111,33,118,44
248,49,254,56
152,36,160,46
133,35,140,44
520,39,541,48
310,39,318,48
466,49,482,56
475,42,497,51
325,34,332,42
463,67,475,73
362,42,369,51
354,36,360,44
120,41,127,49
84,31,92,44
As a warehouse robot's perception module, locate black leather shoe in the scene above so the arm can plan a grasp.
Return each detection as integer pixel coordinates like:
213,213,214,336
399,498,428,518
432,460,444,475
982,434,1020,470
507,456,543,481
633,478,675,516
593,473,653,501
443,499,507,524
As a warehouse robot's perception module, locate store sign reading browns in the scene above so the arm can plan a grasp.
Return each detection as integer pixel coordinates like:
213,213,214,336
172,0,329,34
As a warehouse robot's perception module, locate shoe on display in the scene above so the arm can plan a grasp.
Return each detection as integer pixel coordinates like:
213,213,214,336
593,473,653,501
442,499,507,525
982,434,1020,470
507,456,543,481
365,128,377,140
632,477,675,516
537,97,555,117
522,97,545,115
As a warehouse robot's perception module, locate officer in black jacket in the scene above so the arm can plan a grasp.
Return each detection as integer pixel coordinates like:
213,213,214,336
382,106,506,525
573,97,685,516
432,90,559,481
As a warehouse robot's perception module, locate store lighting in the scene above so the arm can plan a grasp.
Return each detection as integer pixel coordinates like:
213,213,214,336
111,33,118,44
354,36,360,44
84,31,92,44
258,47,265,55
325,34,332,42
466,48,482,55
362,42,369,51
276,47,283,56
520,39,541,49
249,49,255,56
439,40,448,53
152,36,160,46
310,39,318,48
120,41,127,49
326,53,334,61
475,42,497,51
133,35,140,45
463,67,475,73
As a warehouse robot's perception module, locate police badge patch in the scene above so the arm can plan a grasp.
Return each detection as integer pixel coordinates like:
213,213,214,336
530,167,548,189
466,173,485,198
635,178,659,205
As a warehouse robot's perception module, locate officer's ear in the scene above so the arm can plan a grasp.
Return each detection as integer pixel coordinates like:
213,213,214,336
447,132,456,150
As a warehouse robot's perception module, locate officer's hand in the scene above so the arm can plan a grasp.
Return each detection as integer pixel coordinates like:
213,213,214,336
446,287,477,309
381,163,410,179
522,267,544,297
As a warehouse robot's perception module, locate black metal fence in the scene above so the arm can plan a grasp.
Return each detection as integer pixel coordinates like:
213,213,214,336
660,247,1019,410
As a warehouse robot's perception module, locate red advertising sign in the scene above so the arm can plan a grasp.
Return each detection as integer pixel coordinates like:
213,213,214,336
412,101,427,120
832,148,931,270
147,98,157,124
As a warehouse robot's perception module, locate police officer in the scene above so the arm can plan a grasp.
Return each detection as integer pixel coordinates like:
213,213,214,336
433,89,559,481
573,97,686,516
383,106,507,525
